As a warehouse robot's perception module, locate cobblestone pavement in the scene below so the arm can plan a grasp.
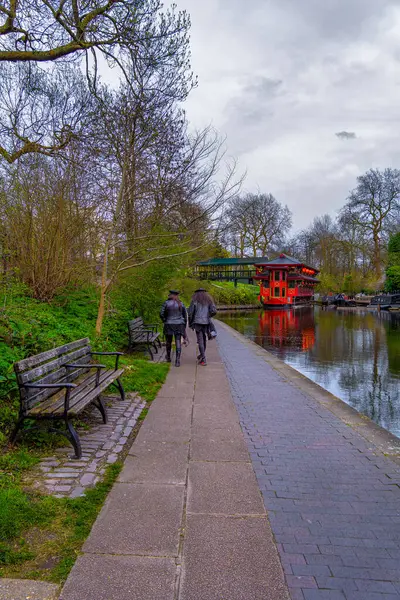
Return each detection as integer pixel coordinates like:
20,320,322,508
217,322,400,600
36,393,145,498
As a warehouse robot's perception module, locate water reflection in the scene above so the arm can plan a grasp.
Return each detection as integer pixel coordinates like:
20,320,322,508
219,307,400,438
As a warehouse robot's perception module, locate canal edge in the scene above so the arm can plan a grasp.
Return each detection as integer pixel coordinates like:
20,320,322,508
216,319,400,466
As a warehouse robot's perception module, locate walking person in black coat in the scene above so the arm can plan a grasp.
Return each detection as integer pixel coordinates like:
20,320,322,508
188,288,217,366
160,290,187,367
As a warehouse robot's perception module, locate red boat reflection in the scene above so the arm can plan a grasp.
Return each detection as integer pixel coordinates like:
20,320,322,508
255,309,315,351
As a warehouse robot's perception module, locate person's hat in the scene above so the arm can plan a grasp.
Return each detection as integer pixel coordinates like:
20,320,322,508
195,288,206,292
169,289,180,295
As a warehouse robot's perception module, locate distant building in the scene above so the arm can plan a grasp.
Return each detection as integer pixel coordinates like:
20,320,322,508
196,257,270,285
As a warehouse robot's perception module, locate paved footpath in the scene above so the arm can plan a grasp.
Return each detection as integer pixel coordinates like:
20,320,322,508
217,321,400,600
60,329,289,600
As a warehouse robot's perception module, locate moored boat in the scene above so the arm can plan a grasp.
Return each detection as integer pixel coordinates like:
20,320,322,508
254,253,319,309
370,292,400,311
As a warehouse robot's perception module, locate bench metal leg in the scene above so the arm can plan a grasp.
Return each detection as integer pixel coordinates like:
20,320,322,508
65,418,82,459
94,395,108,423
147,344,154,360
10,416,25,443
115,378,125,401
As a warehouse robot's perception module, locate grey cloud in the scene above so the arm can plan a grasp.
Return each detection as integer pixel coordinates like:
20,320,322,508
278,0,393,39
226,77,283,124
219,0,393,41
336,132,357,140
179,0,400,228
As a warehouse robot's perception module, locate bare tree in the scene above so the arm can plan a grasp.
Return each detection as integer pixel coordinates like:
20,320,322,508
94,138,243,334
0,0,190,65
0,62,95,163
223,193,291,257
344,168,400,278
0,153,97,298
0,1,195,163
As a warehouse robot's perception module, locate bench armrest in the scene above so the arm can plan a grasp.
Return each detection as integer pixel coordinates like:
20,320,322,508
90,352,124,370
145,323,158,331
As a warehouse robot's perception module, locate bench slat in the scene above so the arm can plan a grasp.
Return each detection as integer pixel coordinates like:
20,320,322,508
28,368,105,416
29,369,124,417
47,368,114,416
64,369,124,416
15,338,90,373
18,346,91,385
25,356,93,411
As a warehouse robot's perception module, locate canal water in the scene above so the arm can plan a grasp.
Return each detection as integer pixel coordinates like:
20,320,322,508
218,307,400,439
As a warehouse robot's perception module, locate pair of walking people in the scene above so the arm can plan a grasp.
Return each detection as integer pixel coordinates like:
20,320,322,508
160,288,217,367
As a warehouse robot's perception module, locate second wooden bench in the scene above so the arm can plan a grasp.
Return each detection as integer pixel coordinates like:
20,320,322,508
128,317,161,360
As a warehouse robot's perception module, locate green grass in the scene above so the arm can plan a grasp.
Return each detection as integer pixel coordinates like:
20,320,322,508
0,460,122,583
120,357,169,401
0,281,170,442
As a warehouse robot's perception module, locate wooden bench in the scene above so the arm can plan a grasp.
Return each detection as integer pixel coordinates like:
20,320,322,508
128,317,161,360
11,338,125,459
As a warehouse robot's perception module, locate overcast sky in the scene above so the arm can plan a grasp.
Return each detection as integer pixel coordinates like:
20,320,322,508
175,0,400,230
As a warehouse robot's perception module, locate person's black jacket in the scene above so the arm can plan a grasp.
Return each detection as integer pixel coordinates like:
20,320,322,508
160,299,187,325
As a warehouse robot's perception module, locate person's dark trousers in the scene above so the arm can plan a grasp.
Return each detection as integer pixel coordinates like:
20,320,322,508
195,325,207,362
165,334,172,362
175,334,182,367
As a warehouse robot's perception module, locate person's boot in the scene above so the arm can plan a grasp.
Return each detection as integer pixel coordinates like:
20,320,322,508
175,350,181,367
165,342,172,363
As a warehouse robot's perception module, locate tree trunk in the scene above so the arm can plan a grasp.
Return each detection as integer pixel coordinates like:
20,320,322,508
373,231,381,279
95,156,129,336
95,283,107,335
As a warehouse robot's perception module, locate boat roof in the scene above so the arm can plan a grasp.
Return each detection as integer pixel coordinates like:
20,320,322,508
197,257,269,266
256,253,319,272
288,274,320,283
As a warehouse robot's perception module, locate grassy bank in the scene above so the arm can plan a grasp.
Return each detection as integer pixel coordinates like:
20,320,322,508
0,281,169,442
0,280,169,583
169,278,260,306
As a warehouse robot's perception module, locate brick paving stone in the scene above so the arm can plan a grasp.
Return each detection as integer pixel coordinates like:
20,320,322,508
80,473,97,486
36,393,144,498
303,592,346,599
69,486,85,498
54,485,72,493
216,323,400,600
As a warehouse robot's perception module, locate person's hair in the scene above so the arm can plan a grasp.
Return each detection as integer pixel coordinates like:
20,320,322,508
192,290,214,305
168,292,182,307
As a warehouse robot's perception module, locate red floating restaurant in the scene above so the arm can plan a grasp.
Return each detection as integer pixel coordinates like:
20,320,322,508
254,253,320,309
